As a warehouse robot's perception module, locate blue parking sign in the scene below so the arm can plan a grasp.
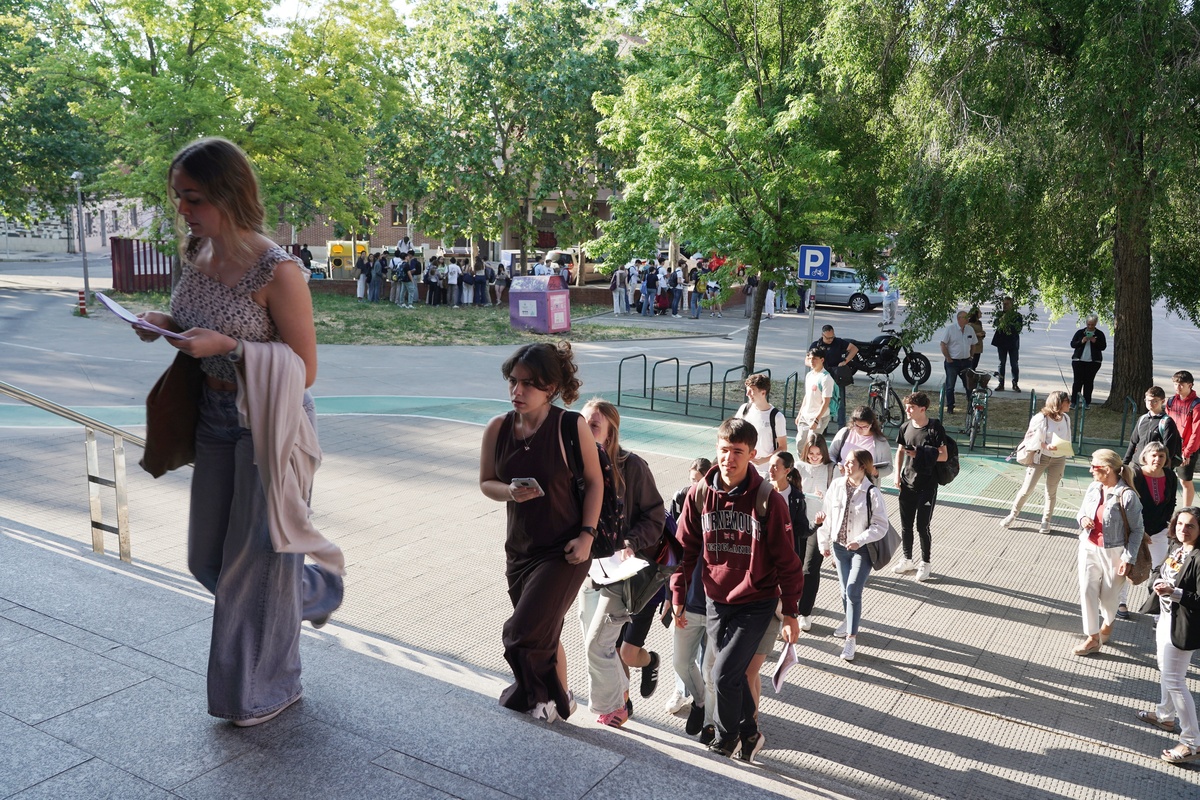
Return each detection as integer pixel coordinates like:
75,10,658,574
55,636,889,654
798,245,832,281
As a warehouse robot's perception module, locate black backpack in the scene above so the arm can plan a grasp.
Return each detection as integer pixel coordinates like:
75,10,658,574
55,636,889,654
736,403,783,446
560,410,625,558
936,431,960,486
668,270,679,288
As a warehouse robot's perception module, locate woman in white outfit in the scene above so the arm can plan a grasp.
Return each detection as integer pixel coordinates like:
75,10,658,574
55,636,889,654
1001,390,1071,533
815,449,888,662
1073,448,1145,656
1136,506,1200,764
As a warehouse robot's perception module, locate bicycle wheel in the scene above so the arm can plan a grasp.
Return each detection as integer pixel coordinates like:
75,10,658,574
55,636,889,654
968,409,981,450
870,391,887,427
885,389,903,427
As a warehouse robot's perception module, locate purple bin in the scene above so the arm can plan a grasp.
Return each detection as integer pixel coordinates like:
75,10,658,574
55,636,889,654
508,275,571,333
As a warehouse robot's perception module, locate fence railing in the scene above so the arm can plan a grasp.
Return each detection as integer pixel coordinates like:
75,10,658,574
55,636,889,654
0,380,144,562
111,237,172,293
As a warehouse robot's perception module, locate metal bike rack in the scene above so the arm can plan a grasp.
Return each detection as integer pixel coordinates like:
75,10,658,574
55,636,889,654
650,357,680,411
616,354,647,407
719,365,748,419
685,361,714,416
0,380,145,562
1118,396,1138,445
781,371,799,419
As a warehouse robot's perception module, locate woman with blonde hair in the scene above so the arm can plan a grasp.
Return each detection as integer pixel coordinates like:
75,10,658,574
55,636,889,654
1073,448,1145,656
479,342,603,722
576,398,666,727
1001,390,1072,533
132,137,343,726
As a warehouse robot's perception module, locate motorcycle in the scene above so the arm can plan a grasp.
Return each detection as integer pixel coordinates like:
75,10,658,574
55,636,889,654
845,327,932,386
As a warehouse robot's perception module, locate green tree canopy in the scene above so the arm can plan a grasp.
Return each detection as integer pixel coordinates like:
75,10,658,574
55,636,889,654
593,0,885,373
825,0,1200,408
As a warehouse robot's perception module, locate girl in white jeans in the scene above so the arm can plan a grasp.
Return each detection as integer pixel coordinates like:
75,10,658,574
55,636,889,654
1001,391,1071,533
1073,449,1145,656
1137,507,1200,764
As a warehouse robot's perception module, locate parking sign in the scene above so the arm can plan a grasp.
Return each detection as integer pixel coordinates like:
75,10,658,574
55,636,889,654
798,245,832,281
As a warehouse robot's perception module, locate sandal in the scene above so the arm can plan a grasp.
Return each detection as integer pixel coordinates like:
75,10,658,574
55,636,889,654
1073,638,1102,657
1161,743,1200,764
1136,710,1178,733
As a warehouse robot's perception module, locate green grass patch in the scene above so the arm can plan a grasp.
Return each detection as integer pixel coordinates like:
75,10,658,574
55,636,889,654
100,291,684,346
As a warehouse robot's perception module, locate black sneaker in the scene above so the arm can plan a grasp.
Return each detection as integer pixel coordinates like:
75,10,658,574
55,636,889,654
625,696,634,719
698,724,716,745
639,651,660,698
686,702,705,736
736,731,765,764
707,735,739,758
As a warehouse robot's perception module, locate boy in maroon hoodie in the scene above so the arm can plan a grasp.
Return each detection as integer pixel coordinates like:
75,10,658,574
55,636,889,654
670,417,803,763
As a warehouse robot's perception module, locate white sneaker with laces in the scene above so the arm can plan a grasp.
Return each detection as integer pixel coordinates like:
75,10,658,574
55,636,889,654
664,690,690,715
916,561,932,582
832,620,848,638
530,701,560,724
799,615,812,632
1040,519,1052,534
893,558,916,574
999,513,1015,529
840,637,856,661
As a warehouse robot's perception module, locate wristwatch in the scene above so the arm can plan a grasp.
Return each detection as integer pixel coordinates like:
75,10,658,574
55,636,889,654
226,340,245,363
580,526,596,536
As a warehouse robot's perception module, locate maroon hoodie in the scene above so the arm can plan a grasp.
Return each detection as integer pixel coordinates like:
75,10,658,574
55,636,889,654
670,466,803,615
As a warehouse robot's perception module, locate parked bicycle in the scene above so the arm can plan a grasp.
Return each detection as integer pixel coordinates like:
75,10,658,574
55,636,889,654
960,367,1001,450
867,371,904,428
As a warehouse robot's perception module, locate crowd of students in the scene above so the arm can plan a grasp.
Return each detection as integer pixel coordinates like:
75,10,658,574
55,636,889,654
478,340,1200,768
353,249,511,308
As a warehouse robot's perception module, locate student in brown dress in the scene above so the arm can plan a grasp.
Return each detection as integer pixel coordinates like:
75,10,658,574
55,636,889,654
479,342,603,722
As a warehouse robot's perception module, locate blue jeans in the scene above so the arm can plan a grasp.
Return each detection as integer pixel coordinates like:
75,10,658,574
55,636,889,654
944,358,971,412
690,291,701,318
832,542,873,636
641,283,653,315
706,597,775,740
190,386,343,721
368,276,381,302
401,281,418,306
671,288,683,315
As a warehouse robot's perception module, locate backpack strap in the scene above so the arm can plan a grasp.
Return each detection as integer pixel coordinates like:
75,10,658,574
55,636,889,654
754,477,773,525
769,408,782,444
559,409,583,482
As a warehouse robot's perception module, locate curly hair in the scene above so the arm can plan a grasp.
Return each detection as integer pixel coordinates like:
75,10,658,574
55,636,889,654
501,341,582,406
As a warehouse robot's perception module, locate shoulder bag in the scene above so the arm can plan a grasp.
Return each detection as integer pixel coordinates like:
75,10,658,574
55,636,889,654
1116,488,1153,586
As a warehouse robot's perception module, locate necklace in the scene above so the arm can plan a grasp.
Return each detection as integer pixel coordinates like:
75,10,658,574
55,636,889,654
516,412,548,450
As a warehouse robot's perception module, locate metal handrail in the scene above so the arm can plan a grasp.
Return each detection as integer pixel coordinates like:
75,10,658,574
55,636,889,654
616,354,648,406
720,365,747,419
651,357,680,411
0,380,140,561
1119,396,1138,445
685,361,714,416
782,371,799,419
0,380,145,447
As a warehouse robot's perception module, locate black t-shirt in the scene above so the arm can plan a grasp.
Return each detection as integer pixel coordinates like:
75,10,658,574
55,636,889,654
896,418,945,490
812,336,851,367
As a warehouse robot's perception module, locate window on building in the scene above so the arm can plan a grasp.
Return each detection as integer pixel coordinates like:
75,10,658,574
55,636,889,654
130,208,138,226
390,205,406,226
86,213,94,235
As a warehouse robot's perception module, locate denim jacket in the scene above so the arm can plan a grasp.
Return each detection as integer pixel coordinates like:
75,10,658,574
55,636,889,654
1076,480,1145,563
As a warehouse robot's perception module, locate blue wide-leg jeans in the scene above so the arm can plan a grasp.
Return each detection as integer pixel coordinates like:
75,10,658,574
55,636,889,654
189,385,343,721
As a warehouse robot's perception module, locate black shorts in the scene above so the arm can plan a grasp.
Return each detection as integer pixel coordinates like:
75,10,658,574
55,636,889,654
1178,451,1199,482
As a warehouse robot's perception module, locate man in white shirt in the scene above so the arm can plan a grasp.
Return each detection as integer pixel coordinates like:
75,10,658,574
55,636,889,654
735,373,788,476
939,310,978,415
796,349,834,437
446,259,461,307
533,257,548,276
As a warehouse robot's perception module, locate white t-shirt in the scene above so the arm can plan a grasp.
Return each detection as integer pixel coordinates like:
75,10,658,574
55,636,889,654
736,403,784,474
447,262,460,285
799,370,834,423
939,322,978,360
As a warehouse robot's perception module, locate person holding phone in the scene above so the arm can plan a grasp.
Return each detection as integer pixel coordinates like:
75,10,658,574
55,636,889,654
1137,507,1200,764
479,342,602,724
1070,315,1108,407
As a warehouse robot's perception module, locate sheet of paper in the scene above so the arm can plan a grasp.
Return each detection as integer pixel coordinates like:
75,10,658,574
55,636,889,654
1050,433,1074,459
772,642,797,694
94,292,186,340
588,554,650,585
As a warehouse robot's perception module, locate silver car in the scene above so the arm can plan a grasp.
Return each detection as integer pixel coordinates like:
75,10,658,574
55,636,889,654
812,267,880,313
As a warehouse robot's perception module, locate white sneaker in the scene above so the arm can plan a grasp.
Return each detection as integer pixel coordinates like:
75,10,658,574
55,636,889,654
799,615,812,632
1040,519,1052,534
832,620,848,638
840,637,856,661
916,561,933,582
893,558,916,575
664,690,690,715
530,701,560,724
999,513,1015,529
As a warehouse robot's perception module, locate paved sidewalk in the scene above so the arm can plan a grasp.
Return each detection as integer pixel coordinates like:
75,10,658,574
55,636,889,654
3,286,1200,798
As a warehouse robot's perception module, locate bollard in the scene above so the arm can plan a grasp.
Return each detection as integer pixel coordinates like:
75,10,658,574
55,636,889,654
77,290,88,316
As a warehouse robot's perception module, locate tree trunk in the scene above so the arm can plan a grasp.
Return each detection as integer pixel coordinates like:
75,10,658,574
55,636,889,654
740,278,771,379
1105,138,1153,411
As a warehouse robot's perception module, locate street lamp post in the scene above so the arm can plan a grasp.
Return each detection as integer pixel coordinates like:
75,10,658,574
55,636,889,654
71,171,91,305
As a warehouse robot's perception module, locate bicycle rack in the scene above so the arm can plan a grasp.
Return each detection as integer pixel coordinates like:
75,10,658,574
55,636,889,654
650,357,680,411
781,371,799,419
616,354,647,407
1118,396,1138,445
1028,389,1039,420
1073,402,1088,453
719,365,749,419
685,361,714,416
